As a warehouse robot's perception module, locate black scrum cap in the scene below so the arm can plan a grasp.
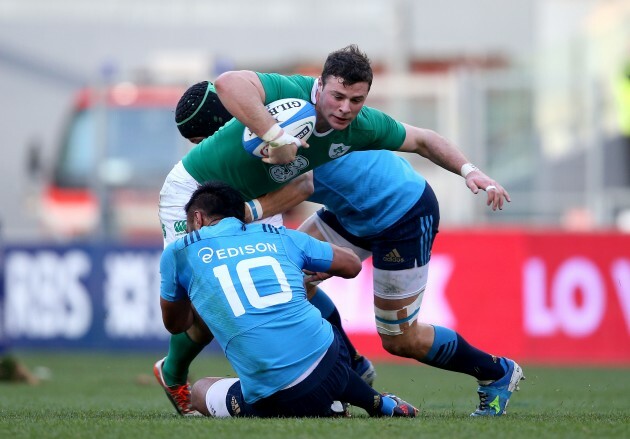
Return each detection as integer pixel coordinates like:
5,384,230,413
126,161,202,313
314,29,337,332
175,81,232,139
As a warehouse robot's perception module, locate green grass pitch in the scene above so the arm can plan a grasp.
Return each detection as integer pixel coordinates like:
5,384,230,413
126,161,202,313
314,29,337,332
0,352,628,439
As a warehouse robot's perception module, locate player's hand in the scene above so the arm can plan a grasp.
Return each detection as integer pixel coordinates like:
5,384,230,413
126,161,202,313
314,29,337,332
302,270,332,285
262,136,309,165
465,169,511,211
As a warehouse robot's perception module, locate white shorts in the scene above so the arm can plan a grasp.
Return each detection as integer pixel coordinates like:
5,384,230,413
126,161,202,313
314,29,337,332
159,161,283,248
301,213,372,262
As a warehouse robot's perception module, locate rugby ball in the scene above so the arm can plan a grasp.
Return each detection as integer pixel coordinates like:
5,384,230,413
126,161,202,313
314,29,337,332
243,98,316,158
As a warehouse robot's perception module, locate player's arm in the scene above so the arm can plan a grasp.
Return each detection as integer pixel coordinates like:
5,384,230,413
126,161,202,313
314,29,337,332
214,70,270,134
397,123,511,211
302,243,362,284
214,70,308,164
159,245,194,334
215,70,306,164
288,228,362,282
160,296,194,334
325,244,362,279
243,172,314,223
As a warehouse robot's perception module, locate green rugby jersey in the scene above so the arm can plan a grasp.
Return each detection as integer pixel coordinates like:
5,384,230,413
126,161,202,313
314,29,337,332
181,73,406,200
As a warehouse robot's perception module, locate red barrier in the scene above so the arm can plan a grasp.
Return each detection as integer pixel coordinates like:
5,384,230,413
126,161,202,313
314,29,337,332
320,229,630,365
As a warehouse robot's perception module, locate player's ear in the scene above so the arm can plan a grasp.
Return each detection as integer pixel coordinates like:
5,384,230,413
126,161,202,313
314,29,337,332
189,210,204,231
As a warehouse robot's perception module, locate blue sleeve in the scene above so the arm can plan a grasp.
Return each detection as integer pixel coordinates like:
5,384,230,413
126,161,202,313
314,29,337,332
159,244,188,302
282,229,334,273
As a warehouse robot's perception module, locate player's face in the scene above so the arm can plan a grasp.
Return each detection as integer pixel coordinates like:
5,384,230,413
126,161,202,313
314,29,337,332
315,76,369,132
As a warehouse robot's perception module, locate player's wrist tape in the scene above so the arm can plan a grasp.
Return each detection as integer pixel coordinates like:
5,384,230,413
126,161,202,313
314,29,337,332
460,163,479,178
268,131,300,149
261,123,282,143
245,199,263,221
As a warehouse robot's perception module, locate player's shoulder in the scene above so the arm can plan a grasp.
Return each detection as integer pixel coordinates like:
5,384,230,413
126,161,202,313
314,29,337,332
353,105,397,129
249,222,291,237
281,227,328,250
256,72,315,101
285,74,316,88
160,239,182,265
250,223,306,241
163,240,177,256
166,230,203,254
257,72,314,86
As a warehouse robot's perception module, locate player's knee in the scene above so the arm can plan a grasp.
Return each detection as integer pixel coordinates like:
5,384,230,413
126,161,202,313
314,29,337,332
373,293,423,338
379,331,417,358
187,315,213,345
192,377,240,418
379,322,434,359
191,377,228,416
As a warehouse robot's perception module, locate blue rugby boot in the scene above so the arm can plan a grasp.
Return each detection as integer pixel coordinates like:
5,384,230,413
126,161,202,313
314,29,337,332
379,393,419,418
353,355,377,386
471,359,524,417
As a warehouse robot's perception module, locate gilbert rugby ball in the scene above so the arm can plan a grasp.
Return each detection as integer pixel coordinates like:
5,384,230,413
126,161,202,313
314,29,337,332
243,98,316,158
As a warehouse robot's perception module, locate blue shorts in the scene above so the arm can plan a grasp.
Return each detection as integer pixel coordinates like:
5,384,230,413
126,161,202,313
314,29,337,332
317,182,440,270
224,327,352,417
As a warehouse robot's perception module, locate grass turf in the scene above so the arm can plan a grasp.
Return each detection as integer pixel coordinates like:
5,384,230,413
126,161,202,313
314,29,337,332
0,352,628,439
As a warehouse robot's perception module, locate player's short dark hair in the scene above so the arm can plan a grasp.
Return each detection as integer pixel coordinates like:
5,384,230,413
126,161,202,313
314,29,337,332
175,81,233,139
185,181,245,222
321,44,372,90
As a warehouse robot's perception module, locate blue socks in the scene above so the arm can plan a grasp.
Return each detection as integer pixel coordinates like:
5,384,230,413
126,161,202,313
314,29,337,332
309,287,337,318
310,287,360,364
423,325,507,381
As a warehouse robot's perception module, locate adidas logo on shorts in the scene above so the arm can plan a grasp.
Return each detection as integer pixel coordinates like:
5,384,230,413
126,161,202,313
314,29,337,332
383,249,405,263
230,395,241,415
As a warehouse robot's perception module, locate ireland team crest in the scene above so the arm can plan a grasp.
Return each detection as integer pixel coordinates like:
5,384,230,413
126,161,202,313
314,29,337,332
329,143,351,158
269,156,309,183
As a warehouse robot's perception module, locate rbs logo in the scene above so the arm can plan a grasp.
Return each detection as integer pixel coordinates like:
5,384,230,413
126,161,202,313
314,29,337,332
4,250,92,338
3,248,168,342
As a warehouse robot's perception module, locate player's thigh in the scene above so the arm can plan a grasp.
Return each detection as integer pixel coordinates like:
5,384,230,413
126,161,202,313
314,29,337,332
299,210,371,261
158,162,199,247
192,377,256,417
191,377,225,416
370,190,438,335
252,328,352,418
372,263,430,336
297,212,326,240
187,305,214,345
371,263,435,356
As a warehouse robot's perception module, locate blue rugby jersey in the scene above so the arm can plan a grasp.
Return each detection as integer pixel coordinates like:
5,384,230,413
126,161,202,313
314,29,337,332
160,218,335,403
310,150,426,236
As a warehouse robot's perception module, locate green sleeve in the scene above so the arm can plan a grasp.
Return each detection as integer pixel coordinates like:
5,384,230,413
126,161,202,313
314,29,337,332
256,73,315,104
357,106,407,151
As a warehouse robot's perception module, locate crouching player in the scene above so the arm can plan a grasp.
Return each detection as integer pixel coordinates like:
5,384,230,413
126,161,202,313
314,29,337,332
158,181,418,418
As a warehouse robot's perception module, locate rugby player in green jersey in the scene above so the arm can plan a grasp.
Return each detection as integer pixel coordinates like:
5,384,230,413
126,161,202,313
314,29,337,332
175,46,509,207
156,45,515,417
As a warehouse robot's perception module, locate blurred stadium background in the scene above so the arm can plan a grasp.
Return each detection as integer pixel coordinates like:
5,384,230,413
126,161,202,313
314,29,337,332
1,0,629,372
